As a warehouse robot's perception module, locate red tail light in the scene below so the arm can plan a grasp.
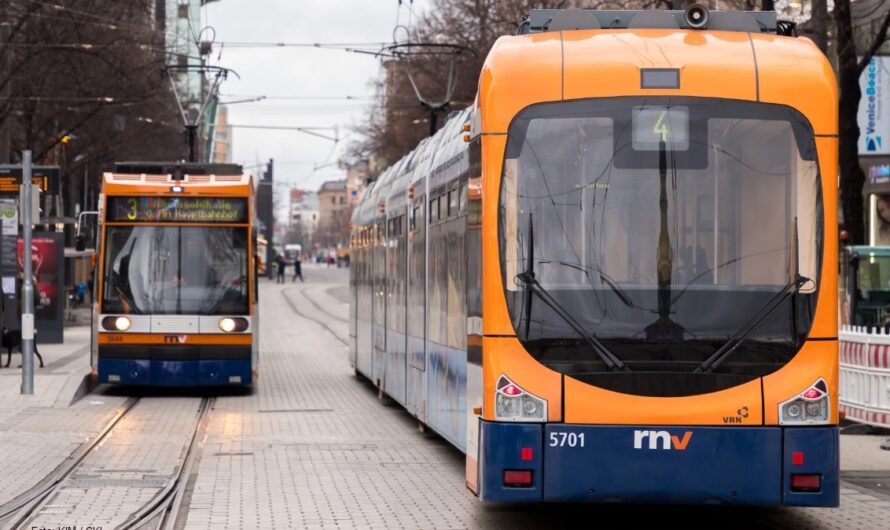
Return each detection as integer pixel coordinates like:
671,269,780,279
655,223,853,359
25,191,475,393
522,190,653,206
503,470,533,488
792,451,805,466
520,447,533,461
790,473,821,492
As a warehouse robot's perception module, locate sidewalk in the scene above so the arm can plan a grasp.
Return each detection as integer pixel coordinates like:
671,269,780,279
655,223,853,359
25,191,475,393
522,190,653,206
0,324,95,411
0,323,127,509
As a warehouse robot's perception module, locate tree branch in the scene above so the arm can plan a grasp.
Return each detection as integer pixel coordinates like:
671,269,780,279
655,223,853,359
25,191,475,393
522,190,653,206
857,5,890,75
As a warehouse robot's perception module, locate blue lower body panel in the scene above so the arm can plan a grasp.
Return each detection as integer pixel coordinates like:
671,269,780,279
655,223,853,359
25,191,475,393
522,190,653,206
478,421,838,506
98,359,252,387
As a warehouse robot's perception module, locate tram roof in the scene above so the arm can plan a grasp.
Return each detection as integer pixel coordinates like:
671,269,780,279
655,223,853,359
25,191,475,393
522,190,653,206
114,162,244,177
520,9,780,35
104,161,252,189
480,16,837,136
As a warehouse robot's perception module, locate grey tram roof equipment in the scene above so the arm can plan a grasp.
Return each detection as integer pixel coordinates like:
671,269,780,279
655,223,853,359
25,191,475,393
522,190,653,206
113,162,244,177
520,9,782,35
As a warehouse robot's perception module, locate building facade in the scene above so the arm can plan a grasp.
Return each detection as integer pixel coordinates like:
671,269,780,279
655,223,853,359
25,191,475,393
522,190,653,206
210,104,232,163
316,180,350,248
288,189,319,246
345,160,369,207
152,0,221,162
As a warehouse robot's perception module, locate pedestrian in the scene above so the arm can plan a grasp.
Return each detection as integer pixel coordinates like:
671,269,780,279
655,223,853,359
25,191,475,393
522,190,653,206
276,255,286,284
292,256,304,283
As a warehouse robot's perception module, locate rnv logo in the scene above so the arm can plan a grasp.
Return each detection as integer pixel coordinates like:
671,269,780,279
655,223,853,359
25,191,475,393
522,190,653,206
633,430,693,450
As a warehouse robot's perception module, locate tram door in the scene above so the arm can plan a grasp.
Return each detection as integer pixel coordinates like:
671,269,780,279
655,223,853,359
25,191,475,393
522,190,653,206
407,196,427,418
349,234,357,367
384,212,408,405
372,221,386,387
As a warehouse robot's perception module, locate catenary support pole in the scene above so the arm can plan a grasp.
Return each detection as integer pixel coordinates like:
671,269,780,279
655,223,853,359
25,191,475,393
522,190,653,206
21,150,34,395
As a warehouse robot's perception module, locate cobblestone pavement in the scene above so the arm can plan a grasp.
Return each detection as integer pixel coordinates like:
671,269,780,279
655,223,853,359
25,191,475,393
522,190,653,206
4,265,890,529
177,266,890,529
23,396,207,529
0,325,131,523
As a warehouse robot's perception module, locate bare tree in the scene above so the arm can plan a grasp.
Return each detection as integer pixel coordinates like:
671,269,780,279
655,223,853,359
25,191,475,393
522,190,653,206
348,0,786,173
1,0,184,224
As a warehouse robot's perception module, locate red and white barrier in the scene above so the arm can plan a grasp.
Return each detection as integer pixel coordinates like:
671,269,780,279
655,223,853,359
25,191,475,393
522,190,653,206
839,325,890,428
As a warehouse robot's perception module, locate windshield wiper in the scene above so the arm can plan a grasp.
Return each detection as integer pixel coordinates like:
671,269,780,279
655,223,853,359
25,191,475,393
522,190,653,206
536,258,635,309
694,218,810,374
516,214,628,372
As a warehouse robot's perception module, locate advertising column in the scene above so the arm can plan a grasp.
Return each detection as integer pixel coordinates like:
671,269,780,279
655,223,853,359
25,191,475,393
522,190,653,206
17,233,64,343
0,199,17,329
859,56,890,155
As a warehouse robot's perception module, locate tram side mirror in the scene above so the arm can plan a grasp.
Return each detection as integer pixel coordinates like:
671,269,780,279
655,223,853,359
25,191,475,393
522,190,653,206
75,234,86,252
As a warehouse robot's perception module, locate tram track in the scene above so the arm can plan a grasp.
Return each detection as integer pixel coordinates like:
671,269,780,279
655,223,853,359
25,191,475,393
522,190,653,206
0,397,140,529
118,397,214,530
0,396,214,530
282,285,348,346
298,284,349,324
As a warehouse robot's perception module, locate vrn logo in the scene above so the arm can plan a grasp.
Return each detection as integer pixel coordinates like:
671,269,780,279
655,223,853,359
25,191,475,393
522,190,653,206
633,430,693,451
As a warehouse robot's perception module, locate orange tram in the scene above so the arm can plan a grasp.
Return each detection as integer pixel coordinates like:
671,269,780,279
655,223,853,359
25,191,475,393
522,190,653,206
350,6,838,505
93,163,258,387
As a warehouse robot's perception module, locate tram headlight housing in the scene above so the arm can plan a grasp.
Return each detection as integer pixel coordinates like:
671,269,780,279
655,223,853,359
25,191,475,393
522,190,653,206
218,317,248,333
495,375,547,422
102,316,131,331
779,378,830,425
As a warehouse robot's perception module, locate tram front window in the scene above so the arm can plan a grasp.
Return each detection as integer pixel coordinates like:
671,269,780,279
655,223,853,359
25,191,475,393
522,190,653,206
102,226,249,315
499,97,823,396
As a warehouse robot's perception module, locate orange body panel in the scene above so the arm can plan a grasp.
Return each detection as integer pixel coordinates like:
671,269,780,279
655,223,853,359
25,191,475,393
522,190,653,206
762,340,839,424
808,137,839,340
563,30,758,102
564,375,763,426
477,28,838,426
479,34,562,134
752,35,838,136
98,333,252,346
482,336,562,422
480,134,513,338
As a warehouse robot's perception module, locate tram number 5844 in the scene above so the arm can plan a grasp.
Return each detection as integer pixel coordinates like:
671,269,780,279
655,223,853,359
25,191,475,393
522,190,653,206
549,432,585,448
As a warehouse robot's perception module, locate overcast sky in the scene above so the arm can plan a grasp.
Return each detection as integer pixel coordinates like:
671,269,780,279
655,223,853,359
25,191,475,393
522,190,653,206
203,0,430,206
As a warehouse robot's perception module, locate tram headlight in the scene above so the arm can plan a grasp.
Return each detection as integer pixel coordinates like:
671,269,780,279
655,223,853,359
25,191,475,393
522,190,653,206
494,375,547,422
101,316,132,331
218,317,249,333
779,379,830,425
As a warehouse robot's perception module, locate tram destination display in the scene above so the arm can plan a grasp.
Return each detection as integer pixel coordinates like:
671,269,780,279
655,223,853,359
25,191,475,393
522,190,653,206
106,196,248,223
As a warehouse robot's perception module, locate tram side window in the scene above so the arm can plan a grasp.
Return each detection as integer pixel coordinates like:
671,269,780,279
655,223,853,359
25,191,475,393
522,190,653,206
409,200,426,338
445,212,467,350
428,221,443,344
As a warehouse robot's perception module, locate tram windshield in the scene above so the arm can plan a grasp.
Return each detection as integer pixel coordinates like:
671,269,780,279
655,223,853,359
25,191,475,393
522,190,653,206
102,226,249,315
499,97,822,394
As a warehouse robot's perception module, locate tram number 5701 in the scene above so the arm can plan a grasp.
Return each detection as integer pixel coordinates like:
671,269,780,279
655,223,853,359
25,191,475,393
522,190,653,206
549,432,585,448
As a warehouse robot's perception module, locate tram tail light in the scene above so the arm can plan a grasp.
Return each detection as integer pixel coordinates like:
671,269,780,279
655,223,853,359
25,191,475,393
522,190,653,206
779,378,829,425
503,469,533,488
495,375,547,422
790,474,822,492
